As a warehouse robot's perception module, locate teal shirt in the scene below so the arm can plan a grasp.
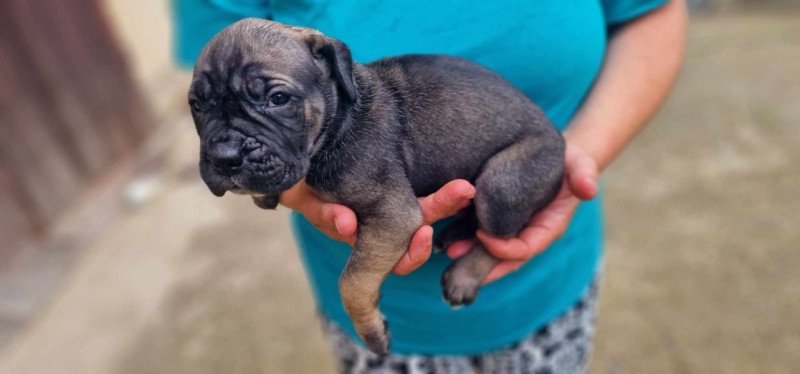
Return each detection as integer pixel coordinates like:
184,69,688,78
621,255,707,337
174,0,666,354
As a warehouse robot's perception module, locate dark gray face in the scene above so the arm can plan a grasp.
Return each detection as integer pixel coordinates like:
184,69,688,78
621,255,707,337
188,18,356,197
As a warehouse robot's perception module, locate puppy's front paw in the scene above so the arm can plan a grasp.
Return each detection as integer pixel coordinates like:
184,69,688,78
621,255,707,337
252,194,279,209
356,317,390,356
441,265,482,307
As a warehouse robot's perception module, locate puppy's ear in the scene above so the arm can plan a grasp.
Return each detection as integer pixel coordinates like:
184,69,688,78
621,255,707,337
309,34,358,103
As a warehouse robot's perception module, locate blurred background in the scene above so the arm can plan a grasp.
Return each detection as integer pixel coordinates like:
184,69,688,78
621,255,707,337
0,0,798,373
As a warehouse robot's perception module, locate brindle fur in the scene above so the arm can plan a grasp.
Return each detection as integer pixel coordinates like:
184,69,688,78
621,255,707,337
189,19,565,355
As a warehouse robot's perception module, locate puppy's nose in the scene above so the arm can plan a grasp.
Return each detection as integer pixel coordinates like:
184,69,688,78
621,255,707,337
210,143,243,175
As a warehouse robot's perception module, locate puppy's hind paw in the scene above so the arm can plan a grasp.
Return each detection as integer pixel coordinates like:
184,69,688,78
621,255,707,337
441,267,481,307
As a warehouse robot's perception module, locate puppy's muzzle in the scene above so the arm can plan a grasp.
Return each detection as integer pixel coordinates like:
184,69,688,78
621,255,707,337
206,134,288,190
209,141,244,176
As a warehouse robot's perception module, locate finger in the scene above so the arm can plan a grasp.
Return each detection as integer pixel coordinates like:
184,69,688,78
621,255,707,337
320,204,357,236
333,207,358,238
516,197,579,253
279,180,315,210
318,203,358,245
418,179,476,224
482,260,524,284
565,148,598,200
445,239,476,259
476,200,578,261
505,200,578,258
393,225,434,275
475,231,531,261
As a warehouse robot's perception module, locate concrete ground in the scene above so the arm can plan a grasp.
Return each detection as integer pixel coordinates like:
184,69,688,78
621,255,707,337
595,12,800,374
1,11,799,374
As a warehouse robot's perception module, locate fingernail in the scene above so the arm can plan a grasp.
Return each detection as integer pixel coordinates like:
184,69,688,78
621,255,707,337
421,226,432,241
586,178,598,195
333,216,344,234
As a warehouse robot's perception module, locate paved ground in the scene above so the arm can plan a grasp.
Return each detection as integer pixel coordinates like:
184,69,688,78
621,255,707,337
1,11,799,374
595,12,800,374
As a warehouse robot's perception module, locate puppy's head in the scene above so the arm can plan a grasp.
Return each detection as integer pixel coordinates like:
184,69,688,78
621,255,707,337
188,18,356,201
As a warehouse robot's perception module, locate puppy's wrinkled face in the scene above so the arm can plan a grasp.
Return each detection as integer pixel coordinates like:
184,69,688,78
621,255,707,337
189,18,356,198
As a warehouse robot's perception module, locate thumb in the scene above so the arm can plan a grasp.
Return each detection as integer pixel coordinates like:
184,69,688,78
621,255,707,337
565,145,598,200
418,179,475,224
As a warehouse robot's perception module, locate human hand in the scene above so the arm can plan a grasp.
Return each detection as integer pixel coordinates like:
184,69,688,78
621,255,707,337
446,142,599,284
280,179,476,275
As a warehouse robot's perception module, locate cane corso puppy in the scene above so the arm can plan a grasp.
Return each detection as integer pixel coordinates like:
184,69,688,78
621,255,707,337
189,18,565,355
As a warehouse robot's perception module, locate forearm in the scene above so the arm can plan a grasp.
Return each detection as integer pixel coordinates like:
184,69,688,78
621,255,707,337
564,0,687,171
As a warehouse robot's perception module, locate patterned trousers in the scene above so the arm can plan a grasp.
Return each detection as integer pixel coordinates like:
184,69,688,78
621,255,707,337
321,279,599,374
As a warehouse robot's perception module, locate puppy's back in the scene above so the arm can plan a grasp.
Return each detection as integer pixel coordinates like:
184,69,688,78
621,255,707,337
365,55,560,194
368,54,554,141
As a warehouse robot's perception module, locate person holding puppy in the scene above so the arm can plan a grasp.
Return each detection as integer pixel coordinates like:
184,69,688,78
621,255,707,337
175,0,686,372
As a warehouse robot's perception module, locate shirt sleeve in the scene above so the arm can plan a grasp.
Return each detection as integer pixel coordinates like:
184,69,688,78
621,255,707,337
172,0,271,68
600,0,669,26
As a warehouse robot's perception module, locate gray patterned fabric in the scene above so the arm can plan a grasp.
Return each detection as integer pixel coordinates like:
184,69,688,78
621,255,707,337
321,279,599,374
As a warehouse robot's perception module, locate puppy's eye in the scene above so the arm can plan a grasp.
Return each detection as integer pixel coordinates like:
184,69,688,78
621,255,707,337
268,92,291,106
190,100,204,112
190,99,215,112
